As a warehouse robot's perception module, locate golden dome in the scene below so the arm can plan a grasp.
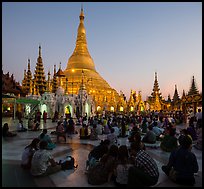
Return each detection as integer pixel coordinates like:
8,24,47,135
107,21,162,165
63,8,119,111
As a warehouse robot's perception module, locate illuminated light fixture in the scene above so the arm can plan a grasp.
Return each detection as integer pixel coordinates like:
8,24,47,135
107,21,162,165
110,106,114,112
97,106,101,111
120,107,124,112
130,106,134,111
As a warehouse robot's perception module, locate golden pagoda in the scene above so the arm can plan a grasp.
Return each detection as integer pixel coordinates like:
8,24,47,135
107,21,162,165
62,7,120,112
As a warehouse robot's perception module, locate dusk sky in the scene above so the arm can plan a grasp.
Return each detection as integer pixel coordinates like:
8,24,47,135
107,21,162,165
2,2,202,101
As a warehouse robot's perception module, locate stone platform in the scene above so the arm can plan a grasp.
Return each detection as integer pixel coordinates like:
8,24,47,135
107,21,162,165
2,118,202,187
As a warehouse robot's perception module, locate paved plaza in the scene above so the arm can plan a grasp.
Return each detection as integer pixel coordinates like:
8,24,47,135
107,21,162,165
2,117,202,187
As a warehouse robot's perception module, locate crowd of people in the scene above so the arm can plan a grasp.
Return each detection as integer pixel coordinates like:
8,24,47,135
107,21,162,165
2,108,202,186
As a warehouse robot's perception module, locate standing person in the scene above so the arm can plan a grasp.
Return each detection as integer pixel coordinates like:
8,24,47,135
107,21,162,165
68,116,75,136
21,138,40,169
31,140,61,177
36,110,41,123
127,141,159,187
43,110,47,123
162,135,199,186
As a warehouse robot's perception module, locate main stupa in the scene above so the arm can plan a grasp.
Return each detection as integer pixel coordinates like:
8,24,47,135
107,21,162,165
62,7,120,112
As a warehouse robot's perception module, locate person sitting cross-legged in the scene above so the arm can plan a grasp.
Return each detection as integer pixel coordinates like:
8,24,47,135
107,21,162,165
31,140,61,177
142,125,156,144
160,125,178,152
38,129,56,150
56,121,66,143
2,123,17,138
21,138,40,169
127,141,159,187
162,135,199,186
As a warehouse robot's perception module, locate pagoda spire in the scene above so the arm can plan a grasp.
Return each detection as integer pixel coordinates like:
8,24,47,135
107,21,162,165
34,45,46,95
46,70,51,92
26,58,33,94
39,45,41,57
22,69,27,88
151,72,161,98
52,64,57,93
66,7,96,71
188,76,199,95
172,84,180,102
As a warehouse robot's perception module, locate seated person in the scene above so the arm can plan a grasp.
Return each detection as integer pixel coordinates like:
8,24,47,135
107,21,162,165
160,126,178,152
28,118,35,130
113,145,134,186
21,138,40,169
90,124,99,140
162,135,199,186
103,124,111,134
194,125,202,151
56,121,66,143
16,120,27,132
38,129,56,150
128,141,159,187
107,128,118,145
128,126,140,143
96,120,103,135
112,124,120,137
31,140,61,176
2,123,17,138
186,125,197,141
80,124,90,139
86,139,110,170
142,125,156,144
152,121,164,140
129,131,146,150
32,120,40,131
87,144,119,185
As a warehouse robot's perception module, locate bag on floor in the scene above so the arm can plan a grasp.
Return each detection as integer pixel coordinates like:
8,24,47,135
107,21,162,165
60,155,78,170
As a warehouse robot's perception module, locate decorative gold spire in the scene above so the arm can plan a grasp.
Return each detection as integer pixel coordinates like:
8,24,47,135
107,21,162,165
66,7,96,71
80,5,84,21
63,7,120,113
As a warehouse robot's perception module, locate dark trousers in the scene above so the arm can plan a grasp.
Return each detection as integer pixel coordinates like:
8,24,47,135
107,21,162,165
127,166,158,187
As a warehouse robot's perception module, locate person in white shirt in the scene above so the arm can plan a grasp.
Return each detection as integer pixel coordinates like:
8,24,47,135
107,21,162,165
31,140,61,176
21,138,40,169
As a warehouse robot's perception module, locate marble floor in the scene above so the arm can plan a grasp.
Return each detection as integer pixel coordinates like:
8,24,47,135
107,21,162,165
2,118,202,187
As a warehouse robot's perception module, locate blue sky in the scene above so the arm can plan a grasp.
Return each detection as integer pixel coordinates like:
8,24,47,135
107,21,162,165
2,2,202,100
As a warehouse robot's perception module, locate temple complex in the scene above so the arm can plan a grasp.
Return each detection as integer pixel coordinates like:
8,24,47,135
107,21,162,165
3,8,201,119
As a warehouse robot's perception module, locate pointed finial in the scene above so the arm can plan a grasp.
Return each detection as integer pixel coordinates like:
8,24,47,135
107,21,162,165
80,4,84,21
59,62,61,69
54,64,56,74
39,45,41,57
28,58,30,69
81,3,83,12
155,72,157,80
